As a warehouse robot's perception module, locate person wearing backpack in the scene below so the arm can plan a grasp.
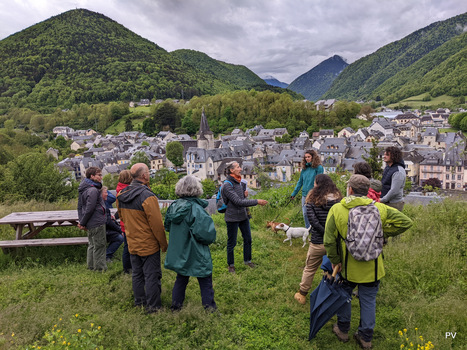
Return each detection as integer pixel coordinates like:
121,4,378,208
324,175,413,349
222,161,268,273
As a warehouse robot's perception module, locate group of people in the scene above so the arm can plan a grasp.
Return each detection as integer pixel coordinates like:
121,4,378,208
77,145,412,348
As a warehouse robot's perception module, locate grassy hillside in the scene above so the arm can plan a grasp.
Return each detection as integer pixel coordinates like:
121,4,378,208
0,190,465,349
0,9,266,112
323,12,467,102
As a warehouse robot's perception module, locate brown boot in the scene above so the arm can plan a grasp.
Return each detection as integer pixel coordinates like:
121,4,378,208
354,332,372,349
294,291,306,305
332,323,349,342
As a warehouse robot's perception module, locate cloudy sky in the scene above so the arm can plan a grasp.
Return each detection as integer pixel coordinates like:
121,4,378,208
1,0,467,83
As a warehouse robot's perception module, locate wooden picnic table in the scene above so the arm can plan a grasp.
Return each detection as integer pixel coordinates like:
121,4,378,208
0,210,88,250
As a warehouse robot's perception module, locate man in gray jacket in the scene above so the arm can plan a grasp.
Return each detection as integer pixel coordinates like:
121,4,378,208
222,161,267,273
78,167,107,271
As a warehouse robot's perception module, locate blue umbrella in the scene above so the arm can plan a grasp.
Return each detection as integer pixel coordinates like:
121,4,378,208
308,266,352,341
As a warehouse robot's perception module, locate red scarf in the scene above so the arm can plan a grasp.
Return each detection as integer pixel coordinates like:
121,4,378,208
231,174,242,182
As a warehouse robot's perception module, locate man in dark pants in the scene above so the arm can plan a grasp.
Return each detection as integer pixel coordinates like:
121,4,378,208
117,163,168,313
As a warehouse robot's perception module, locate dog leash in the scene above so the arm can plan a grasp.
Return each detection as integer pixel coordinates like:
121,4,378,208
271,197,294,222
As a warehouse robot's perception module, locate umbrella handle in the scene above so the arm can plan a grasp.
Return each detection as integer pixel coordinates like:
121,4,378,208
332,265,340,278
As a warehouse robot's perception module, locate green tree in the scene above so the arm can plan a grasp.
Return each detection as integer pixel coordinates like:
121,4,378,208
129,151,150,168
362,139,383,179
124,117,133,131
166,141,184,167
201,178,216,199
151,168,178,186
102,174,119,190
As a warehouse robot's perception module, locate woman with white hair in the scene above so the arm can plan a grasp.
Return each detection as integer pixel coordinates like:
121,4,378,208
164,175,217,311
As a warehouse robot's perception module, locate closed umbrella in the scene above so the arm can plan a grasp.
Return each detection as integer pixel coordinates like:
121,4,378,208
308,266,352,341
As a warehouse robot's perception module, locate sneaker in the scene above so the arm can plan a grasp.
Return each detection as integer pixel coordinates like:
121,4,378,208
228,266,235,273
354,332,372,349
332,323,349,343
294,292,306,305
245,262,256,268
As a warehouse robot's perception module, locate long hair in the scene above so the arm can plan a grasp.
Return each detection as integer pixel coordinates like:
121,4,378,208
301,150,321,170
385,146,402,164
305,174,342,206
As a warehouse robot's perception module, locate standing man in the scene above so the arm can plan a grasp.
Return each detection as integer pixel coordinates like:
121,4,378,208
381,146,406,211
78,167,107,271
324,175,412,349
222,161,268,273
117,163,168,313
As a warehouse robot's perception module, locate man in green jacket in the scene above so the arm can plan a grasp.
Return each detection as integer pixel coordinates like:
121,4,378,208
324,175,413,349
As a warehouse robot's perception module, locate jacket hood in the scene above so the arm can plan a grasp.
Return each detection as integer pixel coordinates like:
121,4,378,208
117,180,148,203
166,197,208,224
78,178,102,193
340,195,373,209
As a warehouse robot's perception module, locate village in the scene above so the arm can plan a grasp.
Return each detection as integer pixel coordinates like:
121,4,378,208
51,104,467,192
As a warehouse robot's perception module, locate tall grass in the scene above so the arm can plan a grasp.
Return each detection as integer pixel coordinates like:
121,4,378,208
0,195,465,349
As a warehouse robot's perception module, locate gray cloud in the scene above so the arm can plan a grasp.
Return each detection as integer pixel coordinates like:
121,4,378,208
1,0,466,83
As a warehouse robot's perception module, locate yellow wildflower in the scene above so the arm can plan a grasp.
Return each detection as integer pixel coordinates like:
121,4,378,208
404,329,407,333
401,345,404,349
59,318,62,321
75,313,79,318
399,330,403,336
91,323,94,327
68,342,70,346
54,324,57,328
11,333,15,337
410,342,414,347
78,329,81,333
415,328,418,331
62,341,66,345
98,326,101,330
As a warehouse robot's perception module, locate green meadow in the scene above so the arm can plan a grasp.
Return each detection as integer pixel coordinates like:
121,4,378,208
0,187,465,349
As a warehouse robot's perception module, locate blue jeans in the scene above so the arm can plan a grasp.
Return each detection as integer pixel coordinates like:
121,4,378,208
226,219,252,266
106,231,123,260
130,251,162,312
337,279,380,342
122,232,132,272
171,274,217,310
302,196,310,228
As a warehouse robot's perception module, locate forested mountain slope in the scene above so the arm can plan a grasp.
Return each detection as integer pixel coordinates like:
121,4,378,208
287,55,348,101
322,12,467,102
0,9,268,112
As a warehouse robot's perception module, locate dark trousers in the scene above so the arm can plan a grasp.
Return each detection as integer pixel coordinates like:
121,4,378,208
122,232,132,272
171,274,217,310
226,219,252,266
106,231,123,260
130,251,162,312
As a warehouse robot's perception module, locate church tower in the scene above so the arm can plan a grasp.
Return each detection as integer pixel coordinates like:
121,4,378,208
197,107,214,149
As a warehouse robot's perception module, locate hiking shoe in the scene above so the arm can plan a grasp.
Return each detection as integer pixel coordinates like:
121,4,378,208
294,292,306,305
245,262,256,268
332,323,349,342
354,332,372,349
228,266,236,273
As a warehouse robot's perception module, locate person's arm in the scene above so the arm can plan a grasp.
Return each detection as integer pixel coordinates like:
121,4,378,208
323,207,341,265
307,203,325,234
381,205,413,238
80,188,99,227
317,165,324,175
380,170,405,203
190,207,216,245
144,195,168,252
291,171,304,198
223,182,259,207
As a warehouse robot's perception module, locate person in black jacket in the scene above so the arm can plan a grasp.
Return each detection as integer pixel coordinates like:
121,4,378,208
294,174,342,304
222,161,268,273
101,187,124,263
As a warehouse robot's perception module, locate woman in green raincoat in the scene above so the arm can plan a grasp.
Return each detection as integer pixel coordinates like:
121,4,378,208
164,175,217,311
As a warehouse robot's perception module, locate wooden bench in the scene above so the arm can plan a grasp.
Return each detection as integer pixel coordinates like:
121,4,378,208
0,210,91,252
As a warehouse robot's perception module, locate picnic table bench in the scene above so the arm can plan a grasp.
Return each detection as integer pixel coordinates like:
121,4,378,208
0,210,90,251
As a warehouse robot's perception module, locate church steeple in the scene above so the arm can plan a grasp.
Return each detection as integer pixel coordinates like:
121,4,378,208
197,107,214,149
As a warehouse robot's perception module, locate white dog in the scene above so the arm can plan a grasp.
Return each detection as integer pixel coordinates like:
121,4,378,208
276,223,311,248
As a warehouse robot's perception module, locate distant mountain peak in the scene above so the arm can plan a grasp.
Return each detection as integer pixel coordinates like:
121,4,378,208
263,76,288,88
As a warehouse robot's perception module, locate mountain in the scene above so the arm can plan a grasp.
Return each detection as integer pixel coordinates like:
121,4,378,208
322,12,467,102
287,55,348,101
0,9,268,111
263,75,289,88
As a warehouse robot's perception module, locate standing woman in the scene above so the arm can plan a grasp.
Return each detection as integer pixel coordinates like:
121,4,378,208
164,175,217,311
116,170,133,274
223,161,268,273
291,150,324,228
294,174,342,304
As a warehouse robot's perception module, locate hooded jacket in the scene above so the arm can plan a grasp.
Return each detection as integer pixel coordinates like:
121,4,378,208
222,175,258,223
77,178,106,229
324,196,412,283
291,164,324,198
164,197,216,277
117,179,167,256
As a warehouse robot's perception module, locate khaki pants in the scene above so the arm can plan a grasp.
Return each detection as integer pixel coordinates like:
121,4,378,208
299,243,327,294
